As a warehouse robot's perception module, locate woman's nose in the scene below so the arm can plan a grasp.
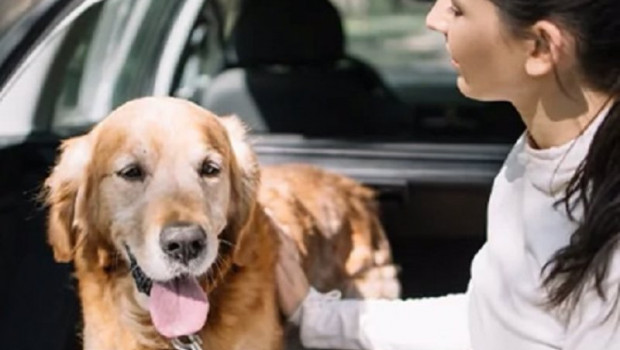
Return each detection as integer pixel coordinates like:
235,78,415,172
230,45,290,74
426,0,450,33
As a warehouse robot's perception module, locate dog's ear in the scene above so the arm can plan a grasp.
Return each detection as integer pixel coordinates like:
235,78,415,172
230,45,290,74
42,135,92,262
219,115,260,265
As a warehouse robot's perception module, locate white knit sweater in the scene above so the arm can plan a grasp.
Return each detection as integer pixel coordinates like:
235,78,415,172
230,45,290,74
292,107,620,350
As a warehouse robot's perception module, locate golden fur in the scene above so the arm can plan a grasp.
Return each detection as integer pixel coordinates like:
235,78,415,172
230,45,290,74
43,97,399,350
260,165,400,299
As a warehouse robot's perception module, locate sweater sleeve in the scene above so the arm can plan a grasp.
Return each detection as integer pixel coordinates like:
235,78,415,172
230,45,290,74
290,288,471,350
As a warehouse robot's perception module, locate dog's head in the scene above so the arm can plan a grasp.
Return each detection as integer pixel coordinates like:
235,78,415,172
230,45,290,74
42,97,259,337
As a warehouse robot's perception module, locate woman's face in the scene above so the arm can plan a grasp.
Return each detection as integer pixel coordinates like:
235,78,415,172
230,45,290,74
426,0,532,102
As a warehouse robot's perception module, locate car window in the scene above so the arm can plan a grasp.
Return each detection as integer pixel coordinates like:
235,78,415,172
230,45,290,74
0,0,72,144
331,0,451,84
172,0,229,102
46,0,186,134
0,0,197,147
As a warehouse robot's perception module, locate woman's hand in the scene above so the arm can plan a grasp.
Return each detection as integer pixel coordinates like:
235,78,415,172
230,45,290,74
276,234,311,319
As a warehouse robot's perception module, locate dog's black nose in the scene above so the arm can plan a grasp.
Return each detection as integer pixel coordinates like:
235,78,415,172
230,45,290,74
160,223,207,264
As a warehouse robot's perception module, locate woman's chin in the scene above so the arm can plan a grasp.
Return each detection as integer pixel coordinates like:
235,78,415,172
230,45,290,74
456,76,475,99
456,76,496,102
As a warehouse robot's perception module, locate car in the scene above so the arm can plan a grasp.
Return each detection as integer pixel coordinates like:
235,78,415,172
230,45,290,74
0,0,523,349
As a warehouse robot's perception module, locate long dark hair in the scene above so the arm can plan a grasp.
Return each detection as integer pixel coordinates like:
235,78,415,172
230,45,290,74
488,0,620,311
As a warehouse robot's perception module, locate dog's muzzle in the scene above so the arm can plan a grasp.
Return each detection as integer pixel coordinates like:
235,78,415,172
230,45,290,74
124,245,205,350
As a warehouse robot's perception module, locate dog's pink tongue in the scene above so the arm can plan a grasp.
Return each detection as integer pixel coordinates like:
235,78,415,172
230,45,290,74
148,276,209,338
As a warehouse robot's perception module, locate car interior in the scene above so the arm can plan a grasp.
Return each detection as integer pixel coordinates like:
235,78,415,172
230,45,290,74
202,0,413,137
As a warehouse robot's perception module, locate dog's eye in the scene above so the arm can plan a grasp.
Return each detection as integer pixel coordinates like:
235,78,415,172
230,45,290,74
199,160,221,177
117,164,145,181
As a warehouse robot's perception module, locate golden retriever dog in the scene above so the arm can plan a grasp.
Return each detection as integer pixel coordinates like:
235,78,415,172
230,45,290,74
42,97,399,350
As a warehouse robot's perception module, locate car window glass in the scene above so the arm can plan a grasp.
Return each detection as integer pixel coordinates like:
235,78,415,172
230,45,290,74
112,0,184,106
46,0,155,132
38,0,185,136
172,0,227,103
44,2,106,131
331,1,451,83
0,0,193,145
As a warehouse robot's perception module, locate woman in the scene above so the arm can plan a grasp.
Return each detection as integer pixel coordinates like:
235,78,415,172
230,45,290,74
276,0,620,349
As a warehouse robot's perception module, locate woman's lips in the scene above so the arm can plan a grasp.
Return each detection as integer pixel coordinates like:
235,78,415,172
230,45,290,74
446,45,459,68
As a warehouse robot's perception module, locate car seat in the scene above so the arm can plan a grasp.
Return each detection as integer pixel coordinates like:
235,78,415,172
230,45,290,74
201,0,412,138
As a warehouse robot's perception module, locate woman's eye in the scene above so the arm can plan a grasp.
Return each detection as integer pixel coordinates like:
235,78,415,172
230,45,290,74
199,160,221,177
117,164,145,181
449,5,463,16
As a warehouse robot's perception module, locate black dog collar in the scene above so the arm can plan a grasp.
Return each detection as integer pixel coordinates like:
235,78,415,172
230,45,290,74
124,245,153,295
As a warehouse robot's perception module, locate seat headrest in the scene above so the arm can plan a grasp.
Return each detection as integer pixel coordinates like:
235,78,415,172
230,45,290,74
228,0,345,66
